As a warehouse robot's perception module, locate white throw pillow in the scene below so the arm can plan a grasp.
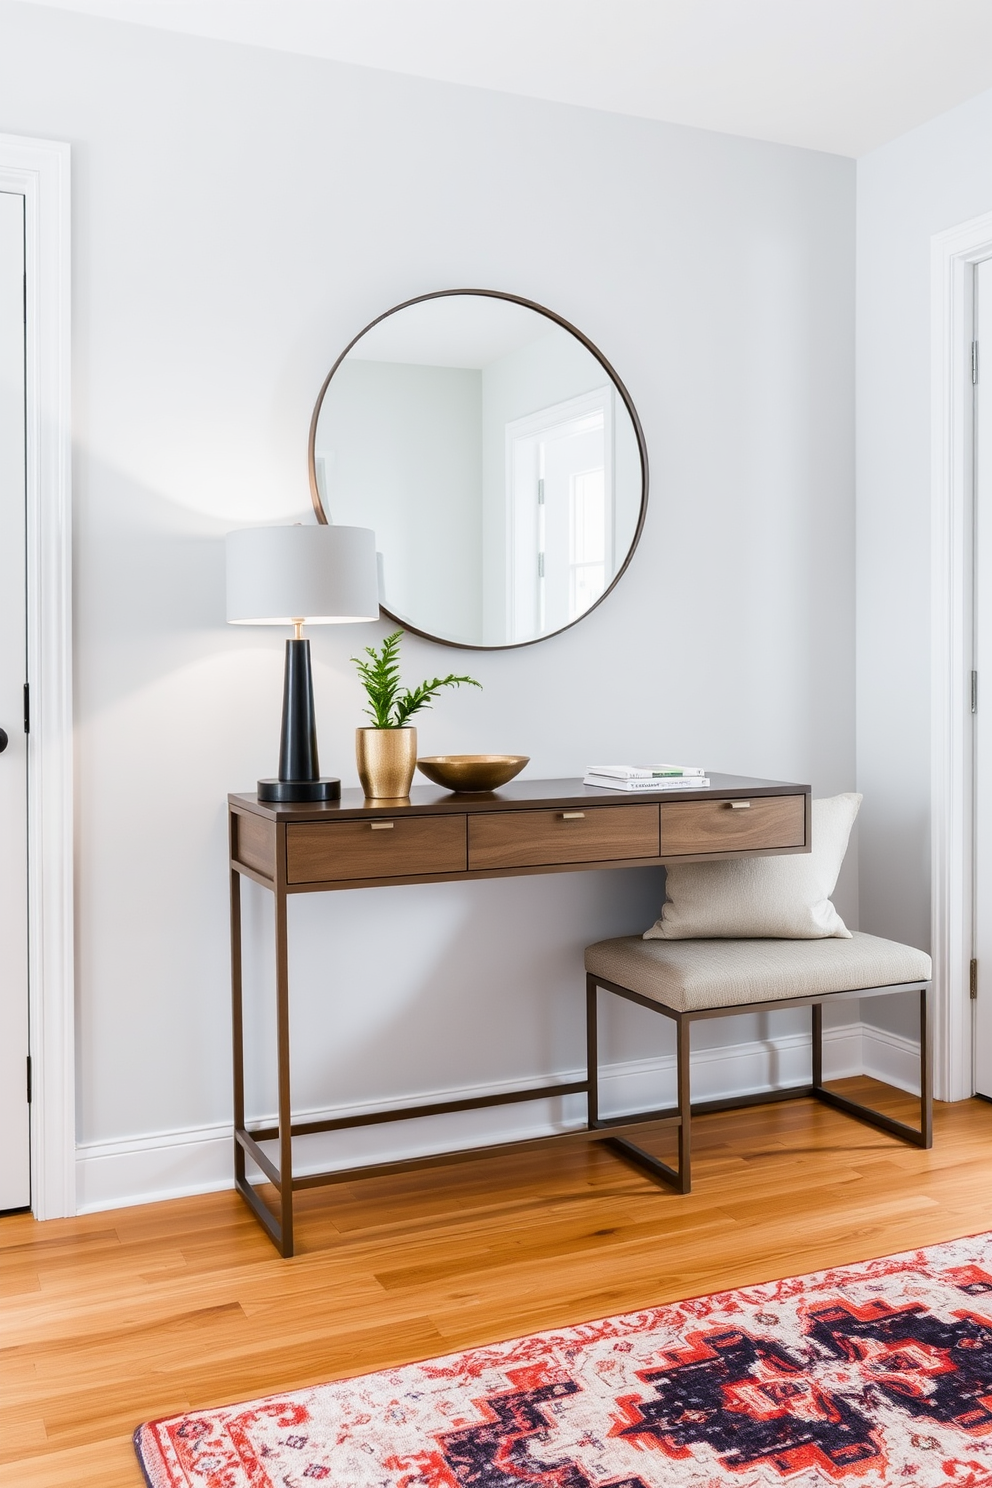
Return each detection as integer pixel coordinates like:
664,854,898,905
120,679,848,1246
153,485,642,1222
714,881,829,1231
643,792,861,940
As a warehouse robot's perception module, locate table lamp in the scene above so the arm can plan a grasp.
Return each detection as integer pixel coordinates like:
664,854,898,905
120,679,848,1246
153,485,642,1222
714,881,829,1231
226,523,379,802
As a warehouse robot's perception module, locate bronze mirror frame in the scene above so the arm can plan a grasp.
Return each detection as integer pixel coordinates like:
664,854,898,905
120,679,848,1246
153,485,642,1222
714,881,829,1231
307,288,650,651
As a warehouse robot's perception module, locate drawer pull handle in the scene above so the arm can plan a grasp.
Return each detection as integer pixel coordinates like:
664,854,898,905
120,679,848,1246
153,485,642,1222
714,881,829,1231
561,811,586,820
729,801,751,810
370,821,395,830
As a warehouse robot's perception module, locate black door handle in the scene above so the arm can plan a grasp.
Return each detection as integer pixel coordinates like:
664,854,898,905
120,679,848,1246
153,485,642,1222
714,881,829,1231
0,728,8,753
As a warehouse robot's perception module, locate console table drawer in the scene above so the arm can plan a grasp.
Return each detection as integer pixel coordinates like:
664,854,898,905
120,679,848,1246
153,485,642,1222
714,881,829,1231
468,804,660,871
287,816,467,884
661,794,807,857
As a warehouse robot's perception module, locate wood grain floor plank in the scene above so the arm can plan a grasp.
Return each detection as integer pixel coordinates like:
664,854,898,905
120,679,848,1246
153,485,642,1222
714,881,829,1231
0,1437,141,1488
3,1094,992,1485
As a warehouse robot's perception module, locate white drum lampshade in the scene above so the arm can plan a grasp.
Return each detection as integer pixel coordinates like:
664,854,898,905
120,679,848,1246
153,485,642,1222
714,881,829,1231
226,524,379,626
226,524,380,802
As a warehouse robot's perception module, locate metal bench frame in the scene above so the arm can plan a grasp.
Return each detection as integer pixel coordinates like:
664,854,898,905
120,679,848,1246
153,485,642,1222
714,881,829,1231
585,973,933,1193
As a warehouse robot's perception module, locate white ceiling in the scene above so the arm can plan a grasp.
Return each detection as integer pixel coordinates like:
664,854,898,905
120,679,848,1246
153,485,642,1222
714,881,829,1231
20,0,992,157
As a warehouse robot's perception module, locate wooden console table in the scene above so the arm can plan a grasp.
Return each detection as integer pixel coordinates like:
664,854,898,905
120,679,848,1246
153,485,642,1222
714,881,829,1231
229,774,810,1255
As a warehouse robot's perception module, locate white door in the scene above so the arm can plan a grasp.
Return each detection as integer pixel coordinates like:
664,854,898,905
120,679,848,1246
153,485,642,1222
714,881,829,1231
0,189,30,1209
974,256,992,1097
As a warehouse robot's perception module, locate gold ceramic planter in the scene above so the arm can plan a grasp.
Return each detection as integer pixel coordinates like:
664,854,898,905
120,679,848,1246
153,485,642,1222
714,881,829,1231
356,727,417,799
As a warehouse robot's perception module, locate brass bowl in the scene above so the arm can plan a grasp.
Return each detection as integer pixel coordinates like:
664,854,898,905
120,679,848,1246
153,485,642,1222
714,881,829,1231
416,754,529,792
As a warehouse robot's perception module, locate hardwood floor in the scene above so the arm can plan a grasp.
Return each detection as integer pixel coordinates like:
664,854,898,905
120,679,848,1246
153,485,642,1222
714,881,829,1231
3,1081,992,1487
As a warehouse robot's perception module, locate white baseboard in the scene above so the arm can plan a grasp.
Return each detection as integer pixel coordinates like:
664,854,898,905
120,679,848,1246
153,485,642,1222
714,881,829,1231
75,1119,236,1214
862,1021,923,1096
74,1018,920,1214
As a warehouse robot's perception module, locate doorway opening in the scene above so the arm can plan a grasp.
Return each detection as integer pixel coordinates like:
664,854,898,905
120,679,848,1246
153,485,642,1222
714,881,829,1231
930,208,992,1105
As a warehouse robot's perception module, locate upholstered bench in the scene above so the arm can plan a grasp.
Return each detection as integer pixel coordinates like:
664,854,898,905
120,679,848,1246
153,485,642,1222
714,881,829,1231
584,930,933,1194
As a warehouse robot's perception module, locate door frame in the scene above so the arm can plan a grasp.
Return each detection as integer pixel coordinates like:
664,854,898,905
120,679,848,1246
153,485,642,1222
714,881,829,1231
0,134,73,1218
930,209,992,1103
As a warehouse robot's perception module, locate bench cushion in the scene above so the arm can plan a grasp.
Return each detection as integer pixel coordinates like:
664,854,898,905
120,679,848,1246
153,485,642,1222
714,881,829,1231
585,930,932,1012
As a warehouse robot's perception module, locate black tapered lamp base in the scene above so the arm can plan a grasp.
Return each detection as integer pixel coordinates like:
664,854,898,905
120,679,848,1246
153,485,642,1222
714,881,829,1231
257,776,341,803
257,636,340,805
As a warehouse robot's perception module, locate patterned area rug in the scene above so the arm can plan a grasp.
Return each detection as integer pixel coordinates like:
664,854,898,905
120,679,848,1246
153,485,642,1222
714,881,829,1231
134,1232,992,1487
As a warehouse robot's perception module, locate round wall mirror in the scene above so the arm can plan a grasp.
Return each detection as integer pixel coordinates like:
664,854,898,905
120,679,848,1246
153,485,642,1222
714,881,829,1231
308,290,648,650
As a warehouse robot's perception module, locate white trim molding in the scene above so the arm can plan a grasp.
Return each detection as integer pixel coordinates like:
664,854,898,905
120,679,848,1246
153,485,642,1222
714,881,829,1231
931,211,992,1102
0,134,74,1217
76,1018,909,1214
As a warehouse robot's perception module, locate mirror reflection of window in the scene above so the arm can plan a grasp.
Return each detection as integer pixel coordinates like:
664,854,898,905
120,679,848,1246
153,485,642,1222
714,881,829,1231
506,389,613,643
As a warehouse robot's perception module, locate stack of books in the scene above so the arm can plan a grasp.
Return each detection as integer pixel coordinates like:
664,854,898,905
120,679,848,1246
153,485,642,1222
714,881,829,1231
582,764,711,792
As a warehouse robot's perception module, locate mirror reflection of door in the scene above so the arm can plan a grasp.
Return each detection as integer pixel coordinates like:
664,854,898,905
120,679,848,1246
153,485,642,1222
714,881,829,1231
507,388,613,642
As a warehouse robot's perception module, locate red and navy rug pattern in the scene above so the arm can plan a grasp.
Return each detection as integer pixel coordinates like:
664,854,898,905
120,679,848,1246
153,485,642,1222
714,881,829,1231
135,1232,992,1487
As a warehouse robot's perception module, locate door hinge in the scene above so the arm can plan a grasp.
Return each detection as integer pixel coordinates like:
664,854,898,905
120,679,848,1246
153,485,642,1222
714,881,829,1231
537,478,545,506
537,552,545,578
973,671,979,714
23,682,29,734
974,341,980,384
971,959,979,999
26,1055,32,1103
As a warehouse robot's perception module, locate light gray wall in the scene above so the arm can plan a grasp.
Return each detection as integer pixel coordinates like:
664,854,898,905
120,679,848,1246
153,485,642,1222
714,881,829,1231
856,84,992,1035
0,2,856,1180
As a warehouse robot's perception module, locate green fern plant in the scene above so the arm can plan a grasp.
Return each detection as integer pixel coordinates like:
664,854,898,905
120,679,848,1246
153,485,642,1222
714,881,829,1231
352,630,481,728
